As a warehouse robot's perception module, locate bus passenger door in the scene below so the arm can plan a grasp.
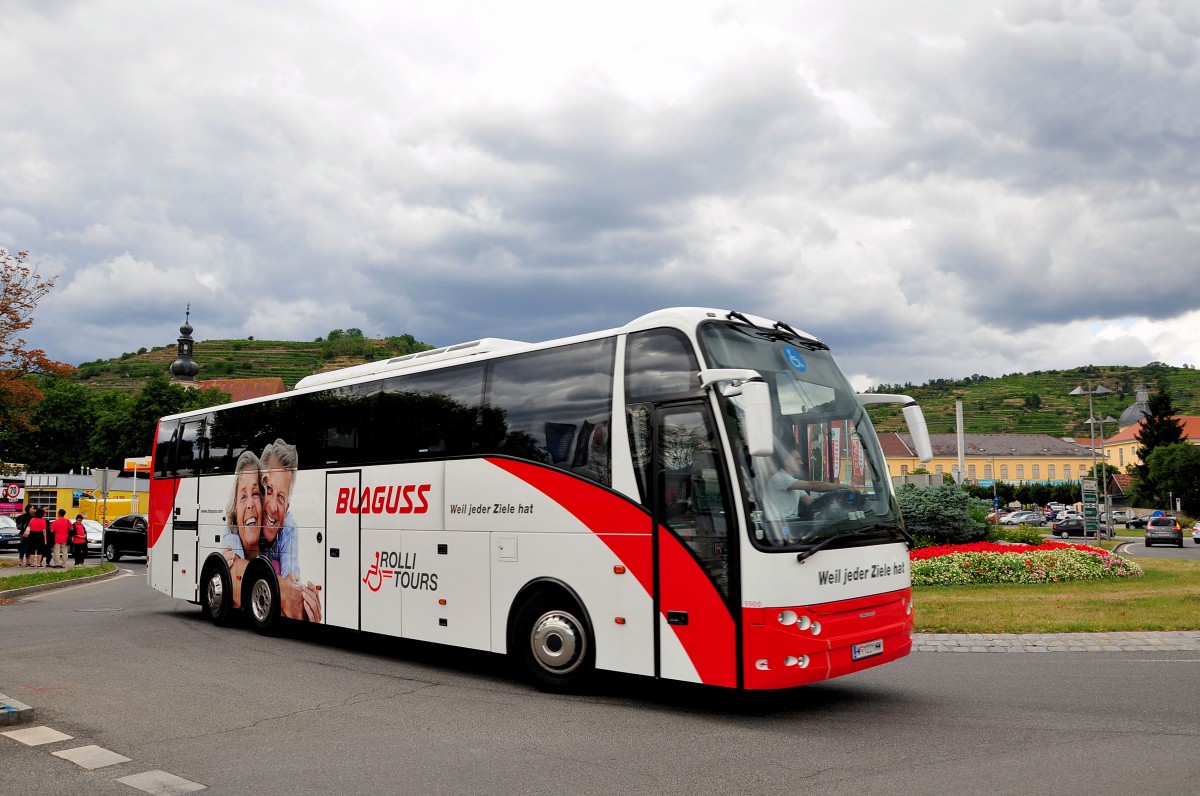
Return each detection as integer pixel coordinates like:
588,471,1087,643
325,470,361,629
654,404,739,688
166,417,203,601
171,478,199,601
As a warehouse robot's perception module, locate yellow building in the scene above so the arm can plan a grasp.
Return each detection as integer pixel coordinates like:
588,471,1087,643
879,433,1097,485
1103,417,1200,472
21,471,146,525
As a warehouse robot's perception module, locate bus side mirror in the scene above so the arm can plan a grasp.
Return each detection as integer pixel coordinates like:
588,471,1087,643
740,380,774,457
901,402,933,462
857,393,934,462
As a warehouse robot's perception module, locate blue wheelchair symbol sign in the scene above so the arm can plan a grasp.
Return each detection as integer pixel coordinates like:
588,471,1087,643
782,345,807,373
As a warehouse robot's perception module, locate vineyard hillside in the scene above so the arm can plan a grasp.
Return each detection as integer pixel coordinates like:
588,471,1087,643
71,336,432,391
865,363,1200,437
70,341,1200,437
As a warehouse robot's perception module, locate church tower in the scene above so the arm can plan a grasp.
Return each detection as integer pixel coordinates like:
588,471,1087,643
169,305,200,386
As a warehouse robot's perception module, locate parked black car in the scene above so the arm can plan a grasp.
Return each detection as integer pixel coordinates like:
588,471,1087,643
103,513,148,561
1052,518,1087,539
1125,515,1149,529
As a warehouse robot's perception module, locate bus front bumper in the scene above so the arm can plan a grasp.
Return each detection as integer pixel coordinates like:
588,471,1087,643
741,588,914,690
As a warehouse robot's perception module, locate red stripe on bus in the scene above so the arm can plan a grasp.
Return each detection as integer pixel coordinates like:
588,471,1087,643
657,529,737,688
484,458,653,593
485,458,736,687
147,478,181,550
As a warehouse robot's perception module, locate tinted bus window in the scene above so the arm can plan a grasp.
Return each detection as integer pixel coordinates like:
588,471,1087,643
316,384,378,467
483,338,615,485
154,419,180,478
625,328,700,401
377,364,486,460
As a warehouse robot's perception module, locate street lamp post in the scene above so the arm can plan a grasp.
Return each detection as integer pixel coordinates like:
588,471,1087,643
1070,383,1113,545
1088,414,1118,537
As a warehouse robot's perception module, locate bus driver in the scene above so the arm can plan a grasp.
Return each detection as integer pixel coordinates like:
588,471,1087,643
765,446,854,520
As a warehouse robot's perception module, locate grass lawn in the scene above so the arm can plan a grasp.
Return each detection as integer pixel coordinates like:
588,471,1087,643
914,557,1200,633
0,559,117,592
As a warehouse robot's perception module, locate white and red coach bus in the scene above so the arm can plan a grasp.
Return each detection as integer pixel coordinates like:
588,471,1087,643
147,307,932,691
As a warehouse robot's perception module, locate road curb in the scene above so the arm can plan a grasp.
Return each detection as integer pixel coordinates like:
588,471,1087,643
0,694,33,726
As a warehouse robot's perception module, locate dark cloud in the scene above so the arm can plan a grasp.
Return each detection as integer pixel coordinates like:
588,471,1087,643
4,1,1200,388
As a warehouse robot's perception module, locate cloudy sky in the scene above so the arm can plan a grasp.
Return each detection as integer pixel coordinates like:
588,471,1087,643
4,0,1199,389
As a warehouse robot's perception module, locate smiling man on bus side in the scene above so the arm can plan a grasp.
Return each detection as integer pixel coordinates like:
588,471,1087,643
261,439,321,622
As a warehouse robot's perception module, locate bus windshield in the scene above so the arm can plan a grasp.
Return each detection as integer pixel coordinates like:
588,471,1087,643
698,321,902,552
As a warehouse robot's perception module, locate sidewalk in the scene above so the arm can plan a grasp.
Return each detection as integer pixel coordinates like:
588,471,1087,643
914,631,1200,652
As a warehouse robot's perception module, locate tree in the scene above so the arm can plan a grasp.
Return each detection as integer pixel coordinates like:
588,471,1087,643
7,376,95,472
1,248,73,434
1134,388,1184,471
1085,461,1119,481
0,375,230,472
1130,386,1185,505
1143,443,1200,516
94,376,228,469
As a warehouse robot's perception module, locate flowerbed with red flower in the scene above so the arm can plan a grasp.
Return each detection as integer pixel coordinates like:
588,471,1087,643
910,541,1144,586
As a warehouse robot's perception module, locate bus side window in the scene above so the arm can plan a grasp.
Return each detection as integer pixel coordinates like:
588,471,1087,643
625,328,700,401
176,419,204,477
483,338,615,485
627,405,652,506
378,364,486,461
154,419,181,478
658,408,730,598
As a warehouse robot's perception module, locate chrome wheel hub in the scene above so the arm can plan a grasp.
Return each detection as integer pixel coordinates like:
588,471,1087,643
530,610,586,673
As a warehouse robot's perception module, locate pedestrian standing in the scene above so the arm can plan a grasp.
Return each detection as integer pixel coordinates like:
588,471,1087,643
43,512,55,564
24,507,48,568
15,504,32,566
71,514,87,566
50,509,71,568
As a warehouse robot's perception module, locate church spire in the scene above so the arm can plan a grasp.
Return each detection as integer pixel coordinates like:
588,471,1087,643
169,304,200,385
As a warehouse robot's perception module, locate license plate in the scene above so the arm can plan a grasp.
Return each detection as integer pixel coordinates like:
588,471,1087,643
852,639,884,660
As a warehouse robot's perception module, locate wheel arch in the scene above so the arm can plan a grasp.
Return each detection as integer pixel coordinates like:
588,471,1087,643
201,551,232,580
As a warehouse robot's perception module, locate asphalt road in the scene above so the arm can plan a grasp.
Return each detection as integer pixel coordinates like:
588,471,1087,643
2,562,1198,796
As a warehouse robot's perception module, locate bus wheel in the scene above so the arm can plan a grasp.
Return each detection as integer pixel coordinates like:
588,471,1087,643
200,563,233,627
513,591,593,692
247,571,280,635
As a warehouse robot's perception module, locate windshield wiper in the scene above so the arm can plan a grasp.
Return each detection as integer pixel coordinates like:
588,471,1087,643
795,523,912,564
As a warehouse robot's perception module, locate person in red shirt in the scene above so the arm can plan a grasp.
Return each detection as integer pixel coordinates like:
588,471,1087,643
50,509,72,568
24,508,48,568
71,514,88,566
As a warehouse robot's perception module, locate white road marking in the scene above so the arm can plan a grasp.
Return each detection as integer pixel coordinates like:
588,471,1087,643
1,725,73,745
118,770,207,793
53,744,132,769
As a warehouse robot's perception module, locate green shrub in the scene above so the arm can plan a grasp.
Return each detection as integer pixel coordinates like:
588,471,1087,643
896,484,989,546
1007,524,1046,546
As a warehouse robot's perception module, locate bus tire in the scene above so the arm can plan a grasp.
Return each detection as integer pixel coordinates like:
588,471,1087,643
246,567,281,635
511,589,594,692
200,560,234,627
